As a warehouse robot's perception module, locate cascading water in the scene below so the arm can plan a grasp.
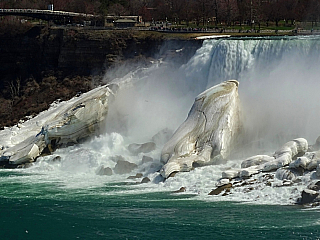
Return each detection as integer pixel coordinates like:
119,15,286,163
183,36,320,152
4,35,320,205
2,36,320,240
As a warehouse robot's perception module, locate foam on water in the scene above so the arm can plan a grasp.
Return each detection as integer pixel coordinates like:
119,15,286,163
2,35,320,206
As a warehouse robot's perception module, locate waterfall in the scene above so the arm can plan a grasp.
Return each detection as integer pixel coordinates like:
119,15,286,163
107,36,320,154
2,36,320,208
49,35,320,172
6,35,320,180
178,36,320,152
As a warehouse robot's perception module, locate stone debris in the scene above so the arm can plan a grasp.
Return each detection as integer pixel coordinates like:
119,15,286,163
114,159,138,174
208,183,233,195
173,187,186,193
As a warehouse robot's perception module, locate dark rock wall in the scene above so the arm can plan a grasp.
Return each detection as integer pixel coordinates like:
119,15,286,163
0,27,202,128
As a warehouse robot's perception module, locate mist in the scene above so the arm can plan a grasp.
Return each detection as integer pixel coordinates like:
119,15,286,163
101,36,320,157
239,37,320,153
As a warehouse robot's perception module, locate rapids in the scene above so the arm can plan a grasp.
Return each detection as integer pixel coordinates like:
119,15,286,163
3,35,320,206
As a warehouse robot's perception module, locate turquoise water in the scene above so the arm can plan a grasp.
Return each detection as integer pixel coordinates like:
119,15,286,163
1,171,319,240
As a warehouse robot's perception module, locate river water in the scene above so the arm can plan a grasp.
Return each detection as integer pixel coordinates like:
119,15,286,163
1,36,320,239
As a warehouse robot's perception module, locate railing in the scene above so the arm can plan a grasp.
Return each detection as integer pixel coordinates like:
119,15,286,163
0,9,97,18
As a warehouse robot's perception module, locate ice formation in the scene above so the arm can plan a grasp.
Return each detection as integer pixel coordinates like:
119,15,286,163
160,80,241,178
0,84,118,165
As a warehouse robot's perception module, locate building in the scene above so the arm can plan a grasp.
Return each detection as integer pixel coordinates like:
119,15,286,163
104,15,142,27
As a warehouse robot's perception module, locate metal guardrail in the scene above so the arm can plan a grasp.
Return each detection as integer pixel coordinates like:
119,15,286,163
0,9,98,18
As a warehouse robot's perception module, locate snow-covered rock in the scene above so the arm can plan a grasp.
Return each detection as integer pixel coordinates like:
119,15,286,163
222,169,240,179
160,80,241,178
241,155,274,168
0,84,117,165
275,168,297,181
262,138,308,172
289,157,310,169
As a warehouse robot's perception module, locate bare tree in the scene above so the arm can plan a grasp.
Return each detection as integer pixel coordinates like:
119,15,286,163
219,0,239,26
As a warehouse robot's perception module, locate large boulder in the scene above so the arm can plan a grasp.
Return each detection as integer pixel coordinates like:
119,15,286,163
289,157,311,169
128,142,156,155
43,85,118,146
114,159,138,174
160,80,241,178
262,138,308,172
241,155,274,168
308,181,320,191
298,189,319,205
1,84,118,165
96,165,113,176
209,183,233,195
275,168,297,181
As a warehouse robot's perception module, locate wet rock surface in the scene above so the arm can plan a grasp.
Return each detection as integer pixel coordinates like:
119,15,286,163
173,187,186,193
127,173,143,179
128,142,156,155
96,165,113,176
298,189,319,205
209,183,233,195
114,159,138,174
141,177,151,183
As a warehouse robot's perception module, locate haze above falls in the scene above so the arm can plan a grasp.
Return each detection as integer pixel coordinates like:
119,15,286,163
105,35,320,155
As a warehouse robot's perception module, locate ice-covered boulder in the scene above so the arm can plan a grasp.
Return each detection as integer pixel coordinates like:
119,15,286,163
160,80,241,178
262,138,308,172
308,159,320,171
241,155,274,168
222,169,241,179
221,165,260,179
275,168,297,181
0,84,118,165
43,84,118,146
289,157,311,169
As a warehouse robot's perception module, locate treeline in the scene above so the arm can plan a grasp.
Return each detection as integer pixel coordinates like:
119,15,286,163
0,0,320,26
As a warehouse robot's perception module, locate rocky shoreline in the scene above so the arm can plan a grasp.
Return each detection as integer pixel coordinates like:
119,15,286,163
168,136,320,207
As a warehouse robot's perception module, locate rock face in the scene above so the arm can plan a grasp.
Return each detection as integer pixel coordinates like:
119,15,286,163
160,80,241,178
299,189,319,205
114,159,138,174
0,84,117,165
128,142,156,155
173,187,187,193
209,183,233,195
96,165,113,176
0,27,203,129
141,177,151,183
